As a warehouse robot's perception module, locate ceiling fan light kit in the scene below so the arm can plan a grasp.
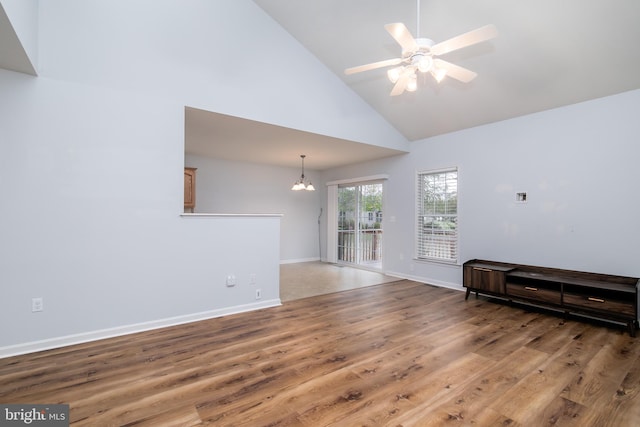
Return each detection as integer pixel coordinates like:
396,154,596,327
345,0,497,96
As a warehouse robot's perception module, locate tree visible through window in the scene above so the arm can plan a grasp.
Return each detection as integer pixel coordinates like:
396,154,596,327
338,182,383,267
416,169,458,263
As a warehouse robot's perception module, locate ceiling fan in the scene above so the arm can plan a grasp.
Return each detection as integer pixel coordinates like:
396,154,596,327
344,1,497,96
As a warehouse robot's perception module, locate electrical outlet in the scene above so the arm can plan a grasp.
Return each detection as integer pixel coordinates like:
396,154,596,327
32,297,43,312
226,274,236,287
255,289,262,300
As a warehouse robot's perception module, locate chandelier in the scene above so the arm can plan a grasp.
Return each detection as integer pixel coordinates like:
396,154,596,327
291,154,315,191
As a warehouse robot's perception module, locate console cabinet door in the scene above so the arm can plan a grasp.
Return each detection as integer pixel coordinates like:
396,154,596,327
464,266,506,295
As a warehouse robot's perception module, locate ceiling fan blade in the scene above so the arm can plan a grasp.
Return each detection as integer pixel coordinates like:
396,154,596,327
390,71,411,96
433,59,477,83
431,24,498,56
385,22,418,53
344,58,403,75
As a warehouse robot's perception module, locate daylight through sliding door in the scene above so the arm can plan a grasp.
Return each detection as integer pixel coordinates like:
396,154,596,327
337,182,383,269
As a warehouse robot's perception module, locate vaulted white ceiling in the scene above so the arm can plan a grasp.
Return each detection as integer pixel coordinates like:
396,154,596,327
2,1,640,171
185,107,406,170
0,2,36,75
188,0,640,169
255,0,640,141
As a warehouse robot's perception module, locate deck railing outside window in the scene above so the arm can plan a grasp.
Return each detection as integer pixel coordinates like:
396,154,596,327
338,228,382,264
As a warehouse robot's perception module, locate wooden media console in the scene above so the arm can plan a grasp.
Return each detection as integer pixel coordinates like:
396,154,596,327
463,259,640,336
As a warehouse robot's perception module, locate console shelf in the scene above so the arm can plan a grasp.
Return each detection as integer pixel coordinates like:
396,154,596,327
463,259,640,336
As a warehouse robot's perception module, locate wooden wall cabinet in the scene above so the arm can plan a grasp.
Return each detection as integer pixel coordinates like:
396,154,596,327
184,167,196,211
463,259,640,336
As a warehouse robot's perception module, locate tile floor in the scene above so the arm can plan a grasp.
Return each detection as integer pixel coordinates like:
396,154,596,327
279,261,400,302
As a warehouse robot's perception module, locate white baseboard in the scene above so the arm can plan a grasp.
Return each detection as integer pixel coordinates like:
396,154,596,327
280,257,320,264
385,271,465,292
0,299,281,359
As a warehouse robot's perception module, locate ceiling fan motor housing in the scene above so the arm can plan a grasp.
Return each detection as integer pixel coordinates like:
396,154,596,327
407,38,435,72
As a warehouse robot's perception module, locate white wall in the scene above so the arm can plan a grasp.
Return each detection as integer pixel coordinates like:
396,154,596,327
3,0,638,356
185,154,322,262
322,89,640,287
0,70,282,355
36,0,407,151
0,0,404,355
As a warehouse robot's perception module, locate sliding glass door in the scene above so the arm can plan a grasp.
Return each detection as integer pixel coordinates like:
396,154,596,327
337,182,383,269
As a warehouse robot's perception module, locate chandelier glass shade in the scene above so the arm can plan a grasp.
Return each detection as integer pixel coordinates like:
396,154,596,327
291,154,315,191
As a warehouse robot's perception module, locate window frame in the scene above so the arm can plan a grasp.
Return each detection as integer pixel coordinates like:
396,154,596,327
415,167,459,264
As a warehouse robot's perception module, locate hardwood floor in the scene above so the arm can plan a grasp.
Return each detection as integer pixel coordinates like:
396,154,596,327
1,280,639,426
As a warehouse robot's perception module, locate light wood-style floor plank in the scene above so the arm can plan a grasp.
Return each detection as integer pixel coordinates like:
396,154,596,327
1,280,639,426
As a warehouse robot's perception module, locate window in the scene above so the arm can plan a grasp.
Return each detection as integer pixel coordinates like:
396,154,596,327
416,168,458,263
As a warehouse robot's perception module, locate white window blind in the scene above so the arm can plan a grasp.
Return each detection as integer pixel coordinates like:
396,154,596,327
416,168,458,263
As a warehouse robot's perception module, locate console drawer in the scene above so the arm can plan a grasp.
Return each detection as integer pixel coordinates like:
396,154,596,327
506,282,561,305
563,292,635,317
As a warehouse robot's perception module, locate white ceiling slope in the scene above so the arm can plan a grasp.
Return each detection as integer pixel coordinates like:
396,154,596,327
254,0,640,141
3,1,640,171
185,107,407,171
0,2,36,75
